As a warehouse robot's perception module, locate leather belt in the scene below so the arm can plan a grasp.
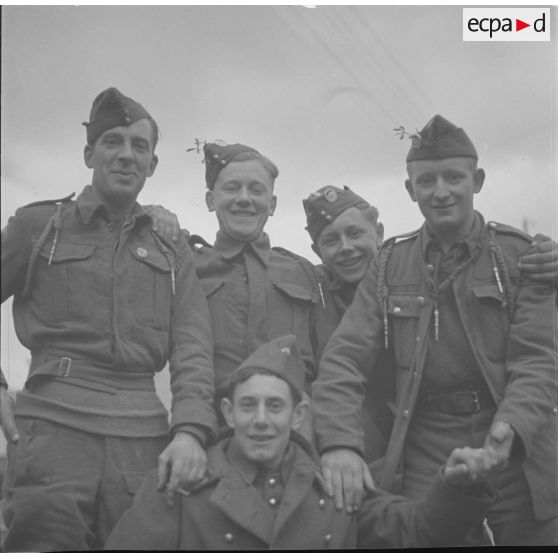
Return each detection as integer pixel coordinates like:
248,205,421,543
417,390,495,415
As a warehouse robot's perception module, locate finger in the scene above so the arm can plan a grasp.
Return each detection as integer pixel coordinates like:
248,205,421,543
444,463,469,484
363,466,376,492
322,464,334,498
351,468,364,511
331,470,344,511
156,454,170,492
5,422,20,443
341,469,355,512
518,253,554,266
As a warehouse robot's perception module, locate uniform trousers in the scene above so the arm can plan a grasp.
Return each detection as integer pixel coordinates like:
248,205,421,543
1,417,167,551
401,408,558,546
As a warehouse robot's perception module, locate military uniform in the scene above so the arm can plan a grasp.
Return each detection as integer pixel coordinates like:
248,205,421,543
313,114,558,546
0,89,216,551
191,142,319,422
106,432,496,550
192,231,318,418
314,263,394,463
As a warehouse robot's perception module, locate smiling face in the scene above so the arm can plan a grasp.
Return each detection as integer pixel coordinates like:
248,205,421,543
84,118,158,212
206,159,277,243
221,373,306,470
405,157,484,247
315,206,383,285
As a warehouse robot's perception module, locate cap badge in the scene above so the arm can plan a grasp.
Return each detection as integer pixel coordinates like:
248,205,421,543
323,188,338,203
136,247,148,258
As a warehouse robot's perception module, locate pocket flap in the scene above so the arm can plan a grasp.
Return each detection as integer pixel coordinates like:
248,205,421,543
272,280,315,303
202,279,225,297
40,242,96,263
387,294,421,317
129,245,170,272
472,284,504,303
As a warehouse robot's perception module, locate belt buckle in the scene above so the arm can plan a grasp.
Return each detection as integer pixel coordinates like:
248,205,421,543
58,357,72,377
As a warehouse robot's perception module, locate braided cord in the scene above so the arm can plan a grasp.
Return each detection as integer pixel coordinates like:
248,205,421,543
377,239,395,349
488,229,515,320
21,203,64,299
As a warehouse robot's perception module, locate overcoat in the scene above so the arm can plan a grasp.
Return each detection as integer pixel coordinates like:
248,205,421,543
105,433,495,550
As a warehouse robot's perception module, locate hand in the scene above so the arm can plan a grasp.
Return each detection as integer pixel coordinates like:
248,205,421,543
482,421,515,472
145,205,181,243
517,236,557,283
156,432,207,506
320,448,375,513
443,446,498,487
0,386,19,443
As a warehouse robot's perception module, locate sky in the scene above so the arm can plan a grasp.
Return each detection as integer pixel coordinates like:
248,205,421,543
1,5,556,396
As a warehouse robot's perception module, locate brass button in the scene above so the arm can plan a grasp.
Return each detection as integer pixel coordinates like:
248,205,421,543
553,407,557,416
393,307,401,314
324,533,332,544
224,532,233,543
269,497,278,507
319,498,326,508
268,477,277,486
417,296,425,305
403,410,410,419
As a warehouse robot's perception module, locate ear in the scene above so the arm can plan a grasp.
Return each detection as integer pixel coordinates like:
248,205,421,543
147,154,158,178
405,179,417,202
268,194,277,216
473,168,485,194
205,189,215,212
220,397,235,429
84,145,94,169
376,222,385,245
310,242,321,259
291,399,310,431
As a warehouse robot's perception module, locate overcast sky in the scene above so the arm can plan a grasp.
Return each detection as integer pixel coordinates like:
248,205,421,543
1,5,556,392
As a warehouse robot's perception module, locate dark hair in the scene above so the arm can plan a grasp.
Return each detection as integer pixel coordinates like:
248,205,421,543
226,368,302,405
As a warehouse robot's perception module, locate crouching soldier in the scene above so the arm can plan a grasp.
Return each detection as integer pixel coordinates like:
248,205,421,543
106,334,498,550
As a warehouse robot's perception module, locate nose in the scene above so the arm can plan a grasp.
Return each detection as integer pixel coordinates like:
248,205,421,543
339,235,354,253
433,177,450,200
254,402,269,428
117,139,134,161
235,185,251,206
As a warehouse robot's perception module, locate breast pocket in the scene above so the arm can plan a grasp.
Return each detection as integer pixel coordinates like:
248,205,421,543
130,246,172,330
387,293,422,371
270,280,315,350
201,279,228,346
37,241,96,322
471,284,507,361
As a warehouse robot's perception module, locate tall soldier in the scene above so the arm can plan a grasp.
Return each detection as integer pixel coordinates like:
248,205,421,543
0,88,216,551
312,115,558,544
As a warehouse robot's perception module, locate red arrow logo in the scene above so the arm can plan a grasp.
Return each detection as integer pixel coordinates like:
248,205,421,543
516,18,530,31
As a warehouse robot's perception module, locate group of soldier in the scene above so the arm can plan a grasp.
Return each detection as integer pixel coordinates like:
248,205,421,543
1,87,556,550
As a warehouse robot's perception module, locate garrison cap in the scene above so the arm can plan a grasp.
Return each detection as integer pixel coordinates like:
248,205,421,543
229,335,305,399
83,87,155,146
303,185,370,243
406,115,477,163
204,142,268,190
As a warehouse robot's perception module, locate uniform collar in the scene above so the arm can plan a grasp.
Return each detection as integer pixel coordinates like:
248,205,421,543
422,211,484,260
225,437,296,487
213,230,271,267
76,185,150,226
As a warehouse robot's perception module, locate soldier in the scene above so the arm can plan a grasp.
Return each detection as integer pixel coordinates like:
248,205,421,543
188,142,319,426
303,186,393,465
302,183,556,514
106,334,499,550
0,87,216,550
312,115,558,545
